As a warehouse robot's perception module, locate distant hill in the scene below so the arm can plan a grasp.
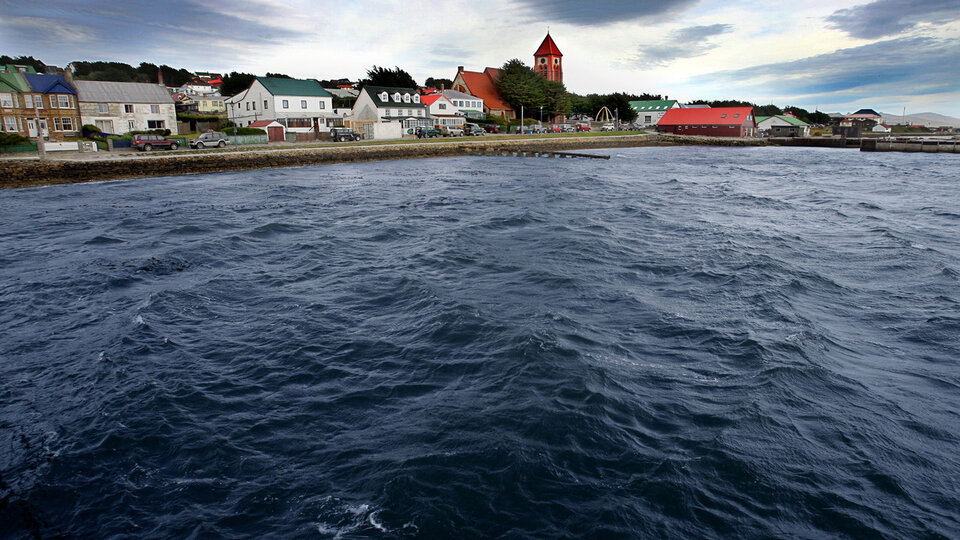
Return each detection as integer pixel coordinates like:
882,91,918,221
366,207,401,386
879,112,960,127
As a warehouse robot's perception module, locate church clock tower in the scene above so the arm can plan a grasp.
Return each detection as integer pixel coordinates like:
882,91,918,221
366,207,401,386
533,33,563,84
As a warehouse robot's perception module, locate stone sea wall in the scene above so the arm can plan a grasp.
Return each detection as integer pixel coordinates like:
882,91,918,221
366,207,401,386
1,135,766,189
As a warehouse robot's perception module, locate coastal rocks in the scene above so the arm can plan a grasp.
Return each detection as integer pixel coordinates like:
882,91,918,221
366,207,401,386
0,135,767,189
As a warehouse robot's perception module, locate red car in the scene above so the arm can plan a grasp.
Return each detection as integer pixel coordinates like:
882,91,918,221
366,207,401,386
132,134,180,151
575,123,591,132
481,124,501,133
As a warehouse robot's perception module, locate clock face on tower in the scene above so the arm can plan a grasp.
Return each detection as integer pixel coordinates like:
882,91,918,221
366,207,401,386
533,33,563,83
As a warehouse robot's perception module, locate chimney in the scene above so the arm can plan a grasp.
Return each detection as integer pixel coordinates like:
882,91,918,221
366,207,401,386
64,64,74,86
441,83,445,91
458,66,464,73
157,68,164,86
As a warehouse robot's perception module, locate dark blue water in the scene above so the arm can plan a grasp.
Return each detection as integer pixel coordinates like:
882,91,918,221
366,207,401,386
2,146,959,539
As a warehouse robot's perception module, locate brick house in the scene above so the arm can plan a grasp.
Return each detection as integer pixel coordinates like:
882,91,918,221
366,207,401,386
0,68,35,138
23,73,81,139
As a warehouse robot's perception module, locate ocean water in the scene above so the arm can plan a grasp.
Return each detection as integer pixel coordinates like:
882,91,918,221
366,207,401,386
1,146,958,539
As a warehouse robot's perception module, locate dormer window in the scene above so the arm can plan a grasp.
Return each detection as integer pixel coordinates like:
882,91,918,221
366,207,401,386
392,92,401,102
379,92,388,101
721,114,727,118
403,93,410,103
734,114,740,118
413,94,420,103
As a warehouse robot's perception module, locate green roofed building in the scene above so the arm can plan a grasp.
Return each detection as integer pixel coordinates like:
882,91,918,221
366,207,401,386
629,99,680,127
757,114,809,137
225,76,337,134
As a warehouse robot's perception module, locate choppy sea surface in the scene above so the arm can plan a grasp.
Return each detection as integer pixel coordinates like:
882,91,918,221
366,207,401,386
1,146,959,539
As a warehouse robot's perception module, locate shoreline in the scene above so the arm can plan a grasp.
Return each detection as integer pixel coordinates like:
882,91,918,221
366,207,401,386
1,134,766,189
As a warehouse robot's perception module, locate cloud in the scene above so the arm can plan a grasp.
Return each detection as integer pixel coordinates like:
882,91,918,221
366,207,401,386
630,24,733,66
696,36,960,99
0,0,302,66
827,0,960,38
511,0,700,26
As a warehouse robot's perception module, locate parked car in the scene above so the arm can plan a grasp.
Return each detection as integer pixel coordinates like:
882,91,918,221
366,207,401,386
575,123,591,132
464,123,486,136
549,124,562,133
330,127,361,142
559,124,574,133
441,125,464,137
189,131,229,149
416,127,441,138
601,123,616,131
132,134,179,151
481,124,501,133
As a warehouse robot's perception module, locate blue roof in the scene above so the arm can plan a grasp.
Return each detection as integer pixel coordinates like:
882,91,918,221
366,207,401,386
24,73,77,95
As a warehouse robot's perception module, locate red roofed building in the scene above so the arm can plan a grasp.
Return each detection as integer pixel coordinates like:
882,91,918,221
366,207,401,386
533,33,563,83
452,66,515,120
657,107,757,137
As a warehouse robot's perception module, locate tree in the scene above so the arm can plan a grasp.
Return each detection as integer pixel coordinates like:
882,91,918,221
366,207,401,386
266,72,293,79
754,104,783,116
0,55,46,71
424,77,453,89
495,59,571,118
219,71,257,97
361,65,417,88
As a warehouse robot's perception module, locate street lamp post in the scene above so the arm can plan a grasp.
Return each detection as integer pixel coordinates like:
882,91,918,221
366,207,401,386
540,106,543,130
520,105,523,134
35,95,45,160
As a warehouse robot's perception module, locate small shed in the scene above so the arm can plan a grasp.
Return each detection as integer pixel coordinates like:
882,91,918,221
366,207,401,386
249,120,285,142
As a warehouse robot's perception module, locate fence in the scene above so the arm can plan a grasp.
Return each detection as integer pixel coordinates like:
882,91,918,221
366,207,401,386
0,143,37,154
232,135,268,145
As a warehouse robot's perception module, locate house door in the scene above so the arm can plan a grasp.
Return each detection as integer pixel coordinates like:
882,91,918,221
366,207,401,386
38,119,49,137
27,119,37,137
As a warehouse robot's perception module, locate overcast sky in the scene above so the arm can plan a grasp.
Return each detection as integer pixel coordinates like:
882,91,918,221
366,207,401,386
2,0,959,116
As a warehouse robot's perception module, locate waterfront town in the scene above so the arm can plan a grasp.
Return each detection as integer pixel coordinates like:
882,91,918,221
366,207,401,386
2,32,957,157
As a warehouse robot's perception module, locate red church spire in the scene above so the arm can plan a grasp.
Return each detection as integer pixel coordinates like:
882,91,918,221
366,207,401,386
533,32,563,83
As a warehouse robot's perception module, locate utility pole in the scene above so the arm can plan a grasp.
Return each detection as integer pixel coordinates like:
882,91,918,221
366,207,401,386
35,94,45,160
540,106,543,129
520,105,523,134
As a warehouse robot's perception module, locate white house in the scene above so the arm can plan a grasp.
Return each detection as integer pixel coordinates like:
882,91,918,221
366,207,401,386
350,86,428,130
629,99,680,127
75,80,178,135
227,76,336,133
756,114,810,137
442,89,484,121
872,123,892,133
421,94,463,127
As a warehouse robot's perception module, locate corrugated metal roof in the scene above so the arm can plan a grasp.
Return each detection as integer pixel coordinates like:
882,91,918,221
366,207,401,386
456,69,511,111
658,107,756,126
75,80,174,104
24,73,76,94
630,100,678,112
0,72,31,93
257,77,332,98
443,89,481,102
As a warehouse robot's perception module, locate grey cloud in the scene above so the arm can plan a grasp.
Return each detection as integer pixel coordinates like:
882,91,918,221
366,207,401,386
631,24,733,66
512,0,701,26
699,36,960,98
827,0,960,38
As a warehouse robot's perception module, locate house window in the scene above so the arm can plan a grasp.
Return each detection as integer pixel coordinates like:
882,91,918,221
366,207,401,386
246,102,250,111
59,95,71,108
417,110,422,116
3,116,17,131
301,100,307,109
413,94,420,103
1,93,15,108
128,120,136,131
439,103,446,110
34,95,42,108
150,104,160,113
252,102,256,110
403,94,410,103
645,115,652,123
319,101,325,109
24,94,33,108
97,102,109,114
124,104,134,113
148,120,165,129
407,109,412,116
380,92,389,101
54,117,62,131
734,114,740,118
720,114,727,118
264,99,268,109
282,100,289,108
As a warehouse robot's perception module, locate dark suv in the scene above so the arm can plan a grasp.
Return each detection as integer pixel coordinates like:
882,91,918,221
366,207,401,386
132,134,179,151
330,127,361,142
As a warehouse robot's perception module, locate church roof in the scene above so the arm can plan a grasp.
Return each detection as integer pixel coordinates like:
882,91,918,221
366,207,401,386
456,68,512,112
534,33,563,57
